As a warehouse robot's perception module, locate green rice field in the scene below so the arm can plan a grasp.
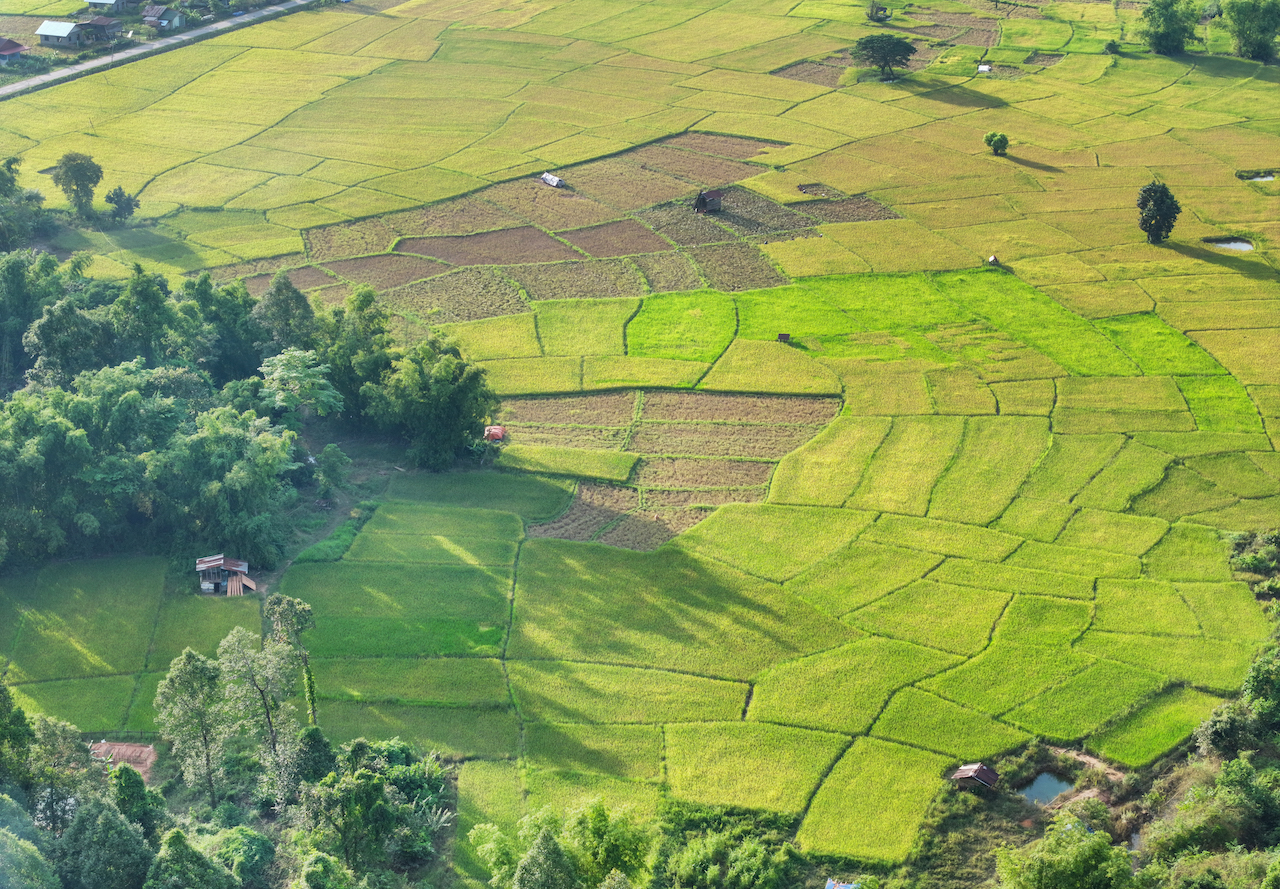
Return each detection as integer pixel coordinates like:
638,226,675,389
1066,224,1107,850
3,0,1280,869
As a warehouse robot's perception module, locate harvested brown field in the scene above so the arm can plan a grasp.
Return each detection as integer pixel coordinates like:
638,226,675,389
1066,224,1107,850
906,41,942,71
642,392,841,424
209,254,306,282
643,488,766,507
91,742,157,782
379,267,527,322
710,187,816,238
563,158,695,211
597,508,711,551
774,62,844,88
398,226,580,265
244,264,336,296
951,27,999,46
802,196,902,223
312,283,354,306
688,243,788,291
926,11,1001,27
627,145,763,188
559,219,672,257
661,133,775,160
633,457,777,488
324,254,449,290
634,203,735,246
482,178,620,230
627,422,820,458
504,426,630,450
797,183,846,199
1028,52,1064,65
631,251,705,292
991,65,1028,78
500,392,637,426
505,258,647,300
383,198,522,238
527,483,639,541
908,24,965,39
305,218,397,261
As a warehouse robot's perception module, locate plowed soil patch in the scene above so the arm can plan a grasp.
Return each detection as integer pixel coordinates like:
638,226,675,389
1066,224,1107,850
501,393,637,426
384,198,522,237
643,392,841,424
627,422,820,458
803,197,901,223
711,187,816,237
634,457,776,487
632,252,704,292
1028,52,1064,65
661,133,775,159
635,204,735,246
244,264,335,295
597,508,710,551
565,159,695,211
528,483,639,541
91,742,158,782
505,258,646,300
559,219,671,257
483,179,620,230
306,218,396,261
952,27,999,46
325,254,449,290
644,488,766,507
210,254,306,283
380,267,527,322
775,62,843,88
507,427,630,449
628,145,762,188
910,24,965,39
399,227,579,265
689,243,788,291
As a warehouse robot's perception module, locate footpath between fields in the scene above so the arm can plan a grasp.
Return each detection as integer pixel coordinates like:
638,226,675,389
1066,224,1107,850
0,0,319,101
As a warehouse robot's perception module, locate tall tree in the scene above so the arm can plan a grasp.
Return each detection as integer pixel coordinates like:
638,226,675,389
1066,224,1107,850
562,800,651,889
260,349,343,423
513,829,579,889
315,285,395,412
52,799,156,889
252,271,316,357
1138,0,1200,53
1137,181,1182,244
144,829,237,889
850,33,916,78
111,763,166,842
1223,0,1280,58
50,153,103,217
0,157,47,253
0,681,33,785
304,769,397,871
24,716,103,833
0,827,60,889
264,593,319,726
110,265,178,367
154,649,225,807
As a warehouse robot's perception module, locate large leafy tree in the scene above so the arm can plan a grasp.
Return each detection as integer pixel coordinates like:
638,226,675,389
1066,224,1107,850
996,812,1133,889
144,829,237,889
0,250,71,391
315,285,395,413
1138,0,1199,53
155,649,225,806
24,716,103,833
265,594,319,726
260,349,343,422
514,829,579,889
50,153,103,218
0,682,33,785
1137,181,1182,244
561,801,651,888
52,799,156,889
304,769,397,870
0,157,47,254
850,33,916,78
111,762,166,842
252,271,316,357
1223,0,1280,58
0,827,60,889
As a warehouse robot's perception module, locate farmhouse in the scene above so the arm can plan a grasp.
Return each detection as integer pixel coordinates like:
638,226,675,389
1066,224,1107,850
950,762,999,789
141,4,183,28
84,0,125,13
82,16,122,40
0,37,30,63
693,189,723,213
35,21,83,46
196,553,257,596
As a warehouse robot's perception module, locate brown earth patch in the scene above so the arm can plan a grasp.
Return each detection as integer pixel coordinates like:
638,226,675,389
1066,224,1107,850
244,264,336,296
500,392,637,426
925,11,1001,27
634,457,776,488
909,24,965,39
952,27,1000,46
906,41,942,70
379,267,527,323
482,178,620,230
505,258,646,300
797,182,846,199
642,392,841,424
631,251,705,292
708,187,817,238
383,198,522,238
627,422,820,458
688,243,788,291
802,196,902,223
561,158,695,211
991,64,1028,78
504,426,630,449
208,254,307,282
398,226,579,265
312,283,353,307
324,254,449,290
644,488,766,508
660,133,776,160
774,62,844,88
91,742,157,782
597,508,711,551
628,145,763,188
558,219,672,257
527,483,640,541
1027,52,1064,65
305,218,396,261
634,203,735,246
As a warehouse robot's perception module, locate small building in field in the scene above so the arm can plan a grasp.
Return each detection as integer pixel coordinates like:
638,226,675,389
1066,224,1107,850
0,38,30,63
82,16,122,40
540,172,563,188
196,554,257,596
141,4,183,28
950,762,999,789
36,21,84,46
483,425,506,442
693,189,723,213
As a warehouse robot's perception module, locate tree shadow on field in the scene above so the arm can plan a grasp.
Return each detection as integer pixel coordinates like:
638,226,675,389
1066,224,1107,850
1166,240,1278,278
917,85,1008,110
1007,156,1062,174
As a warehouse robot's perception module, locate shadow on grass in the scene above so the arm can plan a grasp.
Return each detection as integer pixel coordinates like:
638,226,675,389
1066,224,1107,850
1007,155,1062,173
1166,240,1278,278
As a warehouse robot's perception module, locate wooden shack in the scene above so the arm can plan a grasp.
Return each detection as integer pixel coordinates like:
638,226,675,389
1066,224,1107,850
950,762,999,789
693,189,723,213
196,554,257,596
0,38,30,64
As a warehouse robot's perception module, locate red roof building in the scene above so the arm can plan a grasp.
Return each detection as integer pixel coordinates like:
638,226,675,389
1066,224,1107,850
0,38,30,64
196,554,257,596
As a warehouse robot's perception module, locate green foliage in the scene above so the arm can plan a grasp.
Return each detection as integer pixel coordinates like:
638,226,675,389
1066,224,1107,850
206,827,275,889
305,769,398,870
0,158,47,254
144,829,236,889
295,503,378,562
668,830,789,889
851,33,917,78
53,799,155,889
514,829,579,889
1223,0,1280,58
0,827,60,889
104,186,140,222
984,132,1010,156
252,271,317,357
1138,0,1200,51
996,812,1134,889
260,349,344,419
155,648,225,806
51,153,103,217
111,763,166,841
1137,181,1182,244
0,681,33,784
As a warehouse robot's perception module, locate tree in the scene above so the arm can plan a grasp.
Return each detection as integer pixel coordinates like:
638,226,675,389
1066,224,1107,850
0,828,60,889
514,829,579,889
304,768,397,870
111,763,166,842
104,185,140,222
50,153,103,217
207,826,275,889
1137,181,1182,244
996,812,1134,889
0,157,46,253
110,265,178,367
865,0,891,21
984,132,1010,156
361,335,498,470
264,593,318,726
0,681,33,784
144,829,237,889
314,443,351,498
562,800,652,888
252,271,316,357
291,853,359,889
669,831,789,889
24,716,103,832
315,285,395,413
155,649,226,807
1137,0,1200,53
53,799,156,889
259,349,343,422
296,725,337,783
850,33,916,79
1223,0,1280,59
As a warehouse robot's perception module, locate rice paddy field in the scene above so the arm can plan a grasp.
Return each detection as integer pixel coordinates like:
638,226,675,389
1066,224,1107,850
3,0,1280,870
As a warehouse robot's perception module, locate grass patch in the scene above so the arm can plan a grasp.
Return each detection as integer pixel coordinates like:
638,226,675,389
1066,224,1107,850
860,515,1024,562
1003,659,1167,741
440,314,542,362
1005,540,1142,578
296,502,380,562
478,358,582,396
665,722,847,814
149,595,263,669
362,502,522,538
496,445,638,482
928,417,1051,524
847,581,1011,656
929,558,1094,600
525,723,663,781
1019,433,1126,502
1177,581,1273,642
1074,441,1174,511
10,676,138,733
1078,632,1258,694
319,700,519,759
385,471,574,523
1143,522,1233,581
581,357,708,390
993,497,1077,543
508,661,747,723
1176,376,1267,433
311,658,508,706
1055,508,1169,556
626,292,739,363
871,687,1031,760
1093,313,1226,375
1186,452,1280,498
786,543,944,617
995,596,1092,646
536,298,638,358
698,338,843,396
346,534,519,566
1094,579,1201,637
920,644,1096,716
847,416,966,516
1088,686,1224,767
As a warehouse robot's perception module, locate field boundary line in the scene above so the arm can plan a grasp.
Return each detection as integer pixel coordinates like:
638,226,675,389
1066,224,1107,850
794,735,854,826
503,656,751,685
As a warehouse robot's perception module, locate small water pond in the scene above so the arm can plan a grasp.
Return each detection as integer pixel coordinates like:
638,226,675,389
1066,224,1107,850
1249,173,1275,181
1203,237,1254,251
1018,772,1074,806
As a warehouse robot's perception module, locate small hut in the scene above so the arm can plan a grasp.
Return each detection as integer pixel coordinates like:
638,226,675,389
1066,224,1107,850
950,762,999,790
540,172,563,188
0,38,31,64
483,425,506,442
693,189,723,214
196,554,257,596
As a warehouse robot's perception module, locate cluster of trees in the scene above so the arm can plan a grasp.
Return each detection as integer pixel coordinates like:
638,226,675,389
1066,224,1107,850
0,158,48,254
0,252,496,569
1140,0,1280,60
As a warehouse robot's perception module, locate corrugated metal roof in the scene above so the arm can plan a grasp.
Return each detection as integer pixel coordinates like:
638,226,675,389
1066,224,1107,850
0,38,30,53
36,21,79,36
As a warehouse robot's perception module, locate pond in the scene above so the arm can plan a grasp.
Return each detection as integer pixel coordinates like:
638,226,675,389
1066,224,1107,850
1249,173,1275,181
1019,772,1074,806
1204,237,1254,251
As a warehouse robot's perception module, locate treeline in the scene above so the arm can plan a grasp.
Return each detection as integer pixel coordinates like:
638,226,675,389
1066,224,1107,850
0,250,496,569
